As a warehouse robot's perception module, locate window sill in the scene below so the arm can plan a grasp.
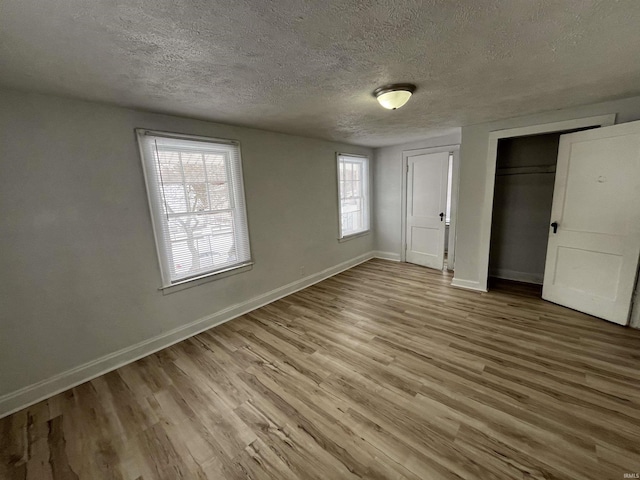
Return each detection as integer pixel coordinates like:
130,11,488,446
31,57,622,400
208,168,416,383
160,262,254,295
338,230,370,243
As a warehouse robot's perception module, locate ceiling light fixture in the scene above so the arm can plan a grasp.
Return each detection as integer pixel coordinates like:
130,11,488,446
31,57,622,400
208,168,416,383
373,83,416,110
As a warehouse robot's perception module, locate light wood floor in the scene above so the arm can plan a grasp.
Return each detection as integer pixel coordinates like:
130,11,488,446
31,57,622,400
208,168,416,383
2,259,640,479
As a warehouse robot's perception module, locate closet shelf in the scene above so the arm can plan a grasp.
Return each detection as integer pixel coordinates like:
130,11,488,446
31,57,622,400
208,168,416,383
496,165,556,176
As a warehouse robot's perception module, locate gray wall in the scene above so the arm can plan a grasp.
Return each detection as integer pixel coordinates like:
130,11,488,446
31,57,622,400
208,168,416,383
455,95,640,288
489,134,561,284
373,130,461,256
0,88,373,398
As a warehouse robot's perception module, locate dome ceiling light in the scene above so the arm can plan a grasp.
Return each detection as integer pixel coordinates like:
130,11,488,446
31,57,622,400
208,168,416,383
373,83,416,110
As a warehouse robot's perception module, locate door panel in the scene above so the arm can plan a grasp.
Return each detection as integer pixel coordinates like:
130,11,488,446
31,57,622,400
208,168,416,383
411,226,440,255
542,121,640,325
406,152,449,269
412,161,443,215
563,136,636,235
553,247,622,300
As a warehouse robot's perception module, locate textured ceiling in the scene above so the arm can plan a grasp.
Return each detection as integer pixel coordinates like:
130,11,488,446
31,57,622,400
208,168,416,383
1,0,640,147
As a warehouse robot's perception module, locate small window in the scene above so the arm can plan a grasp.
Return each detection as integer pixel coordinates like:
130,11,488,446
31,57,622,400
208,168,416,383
337,153,370,239
137,130,252,287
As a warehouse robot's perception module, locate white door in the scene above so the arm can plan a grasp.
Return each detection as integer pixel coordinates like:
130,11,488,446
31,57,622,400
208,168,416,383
542,121,640,325
406,152,449,269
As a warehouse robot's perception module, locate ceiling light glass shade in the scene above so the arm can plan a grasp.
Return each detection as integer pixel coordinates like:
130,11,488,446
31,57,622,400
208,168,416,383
373,84,416,110
376,90,412,109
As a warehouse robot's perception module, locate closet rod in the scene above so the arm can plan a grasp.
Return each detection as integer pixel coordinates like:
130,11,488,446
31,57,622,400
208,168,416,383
496,165,556,176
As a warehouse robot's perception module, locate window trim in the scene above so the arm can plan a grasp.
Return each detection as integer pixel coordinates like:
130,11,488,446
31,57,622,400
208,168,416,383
336,152,371,241
136,128,253,290
160,263,253,294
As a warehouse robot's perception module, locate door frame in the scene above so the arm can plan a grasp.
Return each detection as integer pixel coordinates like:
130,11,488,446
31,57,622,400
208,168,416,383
401,144,460,270
478,114,616,292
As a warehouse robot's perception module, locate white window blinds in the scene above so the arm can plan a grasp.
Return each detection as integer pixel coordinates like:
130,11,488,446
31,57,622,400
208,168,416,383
337,154,370,239
137,130,252,286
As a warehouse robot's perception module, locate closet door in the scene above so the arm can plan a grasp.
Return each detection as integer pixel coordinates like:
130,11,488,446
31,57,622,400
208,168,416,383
542,121,640,325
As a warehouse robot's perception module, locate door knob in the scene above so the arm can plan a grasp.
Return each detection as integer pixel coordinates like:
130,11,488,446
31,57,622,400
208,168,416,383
439,212,444,222
551,221,558,234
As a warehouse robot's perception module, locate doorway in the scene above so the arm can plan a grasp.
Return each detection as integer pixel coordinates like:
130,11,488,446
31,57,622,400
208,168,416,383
401,145,459,271
477,115,616,293
488,129,592,288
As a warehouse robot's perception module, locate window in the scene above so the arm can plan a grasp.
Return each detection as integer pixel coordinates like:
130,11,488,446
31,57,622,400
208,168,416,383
337,153,370,239
137,130,252,287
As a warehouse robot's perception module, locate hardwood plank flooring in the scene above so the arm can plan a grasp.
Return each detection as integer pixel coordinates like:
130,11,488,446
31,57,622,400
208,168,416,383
2,258,640,479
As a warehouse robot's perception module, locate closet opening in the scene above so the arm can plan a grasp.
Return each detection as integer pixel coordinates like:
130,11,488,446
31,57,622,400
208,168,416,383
488,127,594,292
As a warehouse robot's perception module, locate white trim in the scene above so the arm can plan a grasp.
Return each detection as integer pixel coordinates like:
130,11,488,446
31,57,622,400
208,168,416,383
0,252,374,419
478,114,617,292
162,262,254,289
338,230,371,243
451,277,487,292
401,145,460,267
373,251,401,262
137,128,240,146
161,263,253,294
489,268,543,285
336,152,369,159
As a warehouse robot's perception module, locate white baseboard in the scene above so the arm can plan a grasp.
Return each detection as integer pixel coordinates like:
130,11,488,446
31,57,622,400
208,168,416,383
373,251,401,262
490,268,543,285
451,277,487,292
0,251,375,419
